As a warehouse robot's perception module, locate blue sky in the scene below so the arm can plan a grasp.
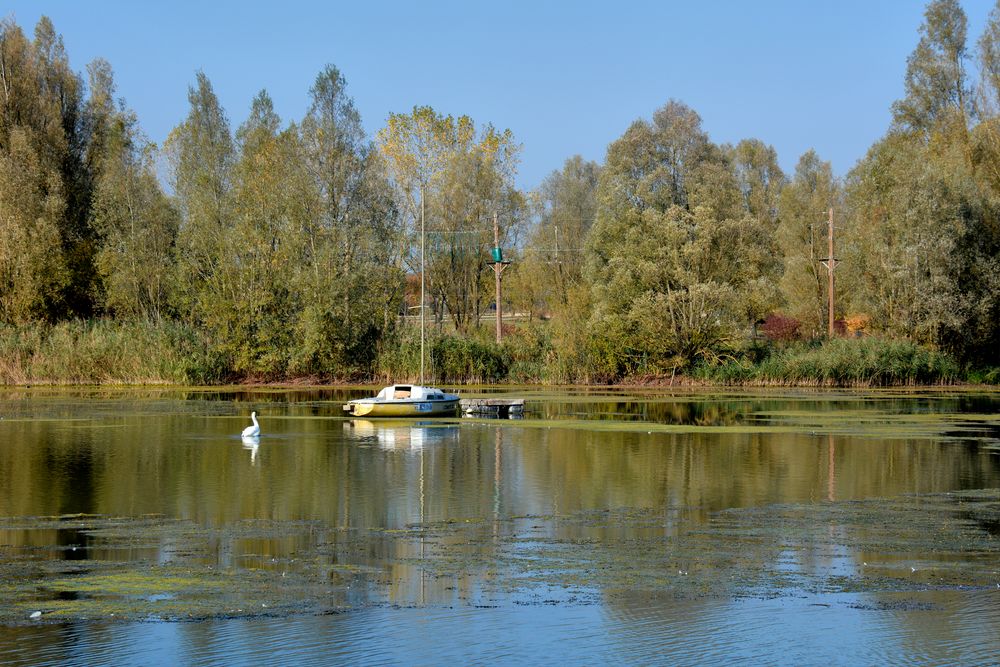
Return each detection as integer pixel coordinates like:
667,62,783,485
4,1,996,189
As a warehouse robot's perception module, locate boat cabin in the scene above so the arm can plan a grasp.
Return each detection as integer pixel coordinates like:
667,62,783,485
375,385,449,402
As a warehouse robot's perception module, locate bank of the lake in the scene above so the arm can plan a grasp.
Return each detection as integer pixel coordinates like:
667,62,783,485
1,319,997,388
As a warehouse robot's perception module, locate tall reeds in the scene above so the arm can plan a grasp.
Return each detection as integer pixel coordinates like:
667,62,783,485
0,320,226,385
693,338,962,386
0,320,987,387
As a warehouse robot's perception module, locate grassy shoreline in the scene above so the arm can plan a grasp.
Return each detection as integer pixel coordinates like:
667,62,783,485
0,319,996,388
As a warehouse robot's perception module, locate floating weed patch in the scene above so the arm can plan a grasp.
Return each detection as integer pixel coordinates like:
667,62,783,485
390,491,1000,603
0,515,364,626
2,492,1000,625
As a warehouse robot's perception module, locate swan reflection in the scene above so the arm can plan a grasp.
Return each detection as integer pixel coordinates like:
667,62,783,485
346,419,458,451
241,434,260,464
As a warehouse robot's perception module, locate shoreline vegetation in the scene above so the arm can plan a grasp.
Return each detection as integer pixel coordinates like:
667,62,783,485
0,319,995,388
1,4,998,389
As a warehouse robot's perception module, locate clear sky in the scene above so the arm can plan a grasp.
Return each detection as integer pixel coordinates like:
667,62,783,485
4,0,996,190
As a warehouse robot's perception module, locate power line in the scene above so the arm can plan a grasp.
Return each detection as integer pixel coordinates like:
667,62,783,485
520,247,585,252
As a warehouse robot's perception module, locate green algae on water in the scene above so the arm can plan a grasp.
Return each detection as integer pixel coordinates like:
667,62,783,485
3,490,999,625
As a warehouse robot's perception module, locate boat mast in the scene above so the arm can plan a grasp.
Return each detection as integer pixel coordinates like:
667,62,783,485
420,185,425,385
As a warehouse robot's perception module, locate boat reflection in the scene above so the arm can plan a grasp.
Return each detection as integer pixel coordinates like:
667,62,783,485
345,419,459,451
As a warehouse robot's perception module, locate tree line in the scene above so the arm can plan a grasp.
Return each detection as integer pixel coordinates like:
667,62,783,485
0,1,998,384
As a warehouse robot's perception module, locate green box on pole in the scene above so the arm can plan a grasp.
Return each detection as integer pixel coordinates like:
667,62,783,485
491,247,503,262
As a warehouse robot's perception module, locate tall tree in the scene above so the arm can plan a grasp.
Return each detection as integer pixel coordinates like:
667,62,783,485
776,150,838,338
165,71,235,323
844,133,972,348
32,18,96,317
0,17,96,321
729,138,785,228
378,106,522,333
298,66,401,372
844,0,1000,363
892,0,972,139
584,100,777,378
210,90,304,376
432,125,524,332
967,3,1000,363
973,0,1000,190
0,125,69,322
87,60,177,320
512,156,600,317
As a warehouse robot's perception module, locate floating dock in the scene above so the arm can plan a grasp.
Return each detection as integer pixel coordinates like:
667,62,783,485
460,398,525,417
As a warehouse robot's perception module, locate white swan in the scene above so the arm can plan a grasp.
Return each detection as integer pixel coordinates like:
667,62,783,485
241,411,260,437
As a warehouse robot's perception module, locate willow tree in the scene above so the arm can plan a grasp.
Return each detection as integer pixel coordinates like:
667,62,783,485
165,71,236,327
844,134,974,347
87,59,177,320
512,156,600,318
0,17,94,321
892,0,972,140
730,139,785,229
297,65,402,373
433,126,524,332
583,100,779,379
0,125,69,322
975,0,1000,189
377,105,451,284
776,150,838,338
378,106,522,334
197,90,306,376
843,0,1000,362
966,1,1000,362
727,138,785,333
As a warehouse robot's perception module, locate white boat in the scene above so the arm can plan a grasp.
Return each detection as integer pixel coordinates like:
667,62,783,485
342,384,460,418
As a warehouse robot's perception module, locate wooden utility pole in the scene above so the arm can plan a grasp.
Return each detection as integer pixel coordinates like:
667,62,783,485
490,212,510,344
820,207,837,337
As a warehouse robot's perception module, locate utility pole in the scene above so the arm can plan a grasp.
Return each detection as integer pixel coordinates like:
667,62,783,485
820,207,837,337
490,212,511,344
554,225,563,292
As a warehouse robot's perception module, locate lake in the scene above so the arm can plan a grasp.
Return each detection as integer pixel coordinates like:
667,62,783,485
1,387,999,665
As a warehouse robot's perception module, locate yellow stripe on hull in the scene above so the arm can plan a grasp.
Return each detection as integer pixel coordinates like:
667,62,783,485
345,400,459,418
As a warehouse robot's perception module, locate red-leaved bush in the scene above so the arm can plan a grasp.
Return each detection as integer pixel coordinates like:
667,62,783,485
761,313,801,342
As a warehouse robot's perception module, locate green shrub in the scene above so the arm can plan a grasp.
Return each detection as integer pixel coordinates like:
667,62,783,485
0,324,43,384
0,319,227,385
431,335,508,384
695,337,960,386
963,366,1000,385
373,331,423,383
501,323,552,383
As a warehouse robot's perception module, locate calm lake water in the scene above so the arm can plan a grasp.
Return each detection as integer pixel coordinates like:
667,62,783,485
1,387,999,665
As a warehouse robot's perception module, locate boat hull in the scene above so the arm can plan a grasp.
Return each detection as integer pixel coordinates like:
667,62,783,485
343,398,460,418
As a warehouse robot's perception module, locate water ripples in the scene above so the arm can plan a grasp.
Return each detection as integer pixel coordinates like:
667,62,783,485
7,591,1000,666
3,390,1000,664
